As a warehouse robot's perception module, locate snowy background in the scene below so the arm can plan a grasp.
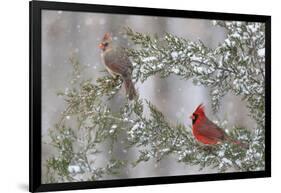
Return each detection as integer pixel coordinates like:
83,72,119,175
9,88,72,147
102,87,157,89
42,10,256,181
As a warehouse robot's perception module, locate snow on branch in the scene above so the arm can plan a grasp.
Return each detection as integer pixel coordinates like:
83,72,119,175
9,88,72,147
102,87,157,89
125,21,264,116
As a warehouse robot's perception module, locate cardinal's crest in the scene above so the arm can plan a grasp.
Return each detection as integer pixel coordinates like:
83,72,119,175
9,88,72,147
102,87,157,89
102,32,112,41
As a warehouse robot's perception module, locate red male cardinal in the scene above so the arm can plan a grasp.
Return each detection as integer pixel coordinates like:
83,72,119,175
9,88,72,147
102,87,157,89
190,104,247,148
99,32,136,100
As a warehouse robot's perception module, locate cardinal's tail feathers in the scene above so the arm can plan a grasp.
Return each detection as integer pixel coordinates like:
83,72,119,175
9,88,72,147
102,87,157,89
225,136,249,149
124,78,136,100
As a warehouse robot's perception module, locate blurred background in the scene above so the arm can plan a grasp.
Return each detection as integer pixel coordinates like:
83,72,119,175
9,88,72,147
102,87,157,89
42,10,256,181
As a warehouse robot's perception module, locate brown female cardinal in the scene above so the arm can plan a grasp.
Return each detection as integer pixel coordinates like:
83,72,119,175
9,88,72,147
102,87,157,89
190,104,247,148
99,32,136,100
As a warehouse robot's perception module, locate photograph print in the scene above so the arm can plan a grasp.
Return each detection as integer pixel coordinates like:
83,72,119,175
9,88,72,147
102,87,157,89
40,8,267,184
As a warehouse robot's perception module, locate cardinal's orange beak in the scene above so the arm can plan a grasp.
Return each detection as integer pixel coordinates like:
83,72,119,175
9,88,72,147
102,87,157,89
99,43,104,49
189,115,194,120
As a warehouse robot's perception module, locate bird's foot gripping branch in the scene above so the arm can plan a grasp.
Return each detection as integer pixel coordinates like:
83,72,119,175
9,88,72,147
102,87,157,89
44,21,265,183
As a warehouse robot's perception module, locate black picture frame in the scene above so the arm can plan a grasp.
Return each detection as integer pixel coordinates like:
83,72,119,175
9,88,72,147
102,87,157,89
29,1,271,192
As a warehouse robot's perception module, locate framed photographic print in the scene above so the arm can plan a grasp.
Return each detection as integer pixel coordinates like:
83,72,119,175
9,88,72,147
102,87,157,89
29,0,271,192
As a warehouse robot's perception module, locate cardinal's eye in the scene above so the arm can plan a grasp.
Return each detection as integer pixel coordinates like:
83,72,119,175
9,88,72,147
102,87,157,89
103,42,108,47
193,113,198,119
